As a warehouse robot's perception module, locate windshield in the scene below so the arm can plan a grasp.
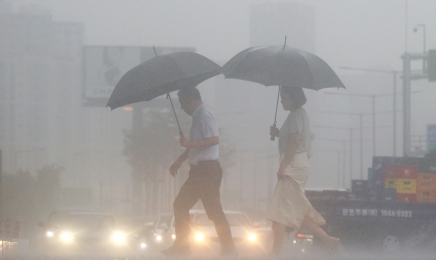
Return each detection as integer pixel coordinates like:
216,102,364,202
156,214,172,228
47,213,115,230
194,213,250,227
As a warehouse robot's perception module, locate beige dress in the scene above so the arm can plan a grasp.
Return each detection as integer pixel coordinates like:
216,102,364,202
266,108,325,229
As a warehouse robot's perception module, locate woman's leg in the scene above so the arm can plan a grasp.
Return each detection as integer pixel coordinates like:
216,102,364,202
301,216,339,250
271,221,287,254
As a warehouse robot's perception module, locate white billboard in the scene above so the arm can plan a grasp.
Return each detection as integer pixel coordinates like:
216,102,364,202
83,46,196,103
84,46,141,99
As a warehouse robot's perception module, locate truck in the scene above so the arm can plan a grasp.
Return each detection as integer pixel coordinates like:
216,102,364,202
303,150,436,255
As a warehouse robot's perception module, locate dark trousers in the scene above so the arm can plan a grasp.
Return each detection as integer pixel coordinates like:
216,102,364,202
173,160,235,250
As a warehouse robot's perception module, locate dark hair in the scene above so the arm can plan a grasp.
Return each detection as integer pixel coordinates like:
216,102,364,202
281,86,306,110
177,87,202,101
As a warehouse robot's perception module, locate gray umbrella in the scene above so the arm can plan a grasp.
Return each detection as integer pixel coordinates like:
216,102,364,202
107,51,221,136
221,45,345,90
221,43,346,140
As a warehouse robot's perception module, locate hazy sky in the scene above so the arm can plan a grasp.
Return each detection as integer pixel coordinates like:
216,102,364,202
7,0,436,189
9,0,436,71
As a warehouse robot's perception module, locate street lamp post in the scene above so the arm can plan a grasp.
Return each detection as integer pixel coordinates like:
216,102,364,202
325,91,393,156
313,125,362,184
319,112,389,179
413,24,426,72
316,139,348,188
340,66,401,156
318,112,368,179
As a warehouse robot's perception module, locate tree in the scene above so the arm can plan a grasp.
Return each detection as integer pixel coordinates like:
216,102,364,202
35,164,63,220
123,100,190,216
2,170,36,239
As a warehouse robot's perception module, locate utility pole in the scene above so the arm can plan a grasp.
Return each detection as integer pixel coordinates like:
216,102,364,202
313,125,363,185
319,112,389,179
316,139,348,188
413,24,426,72
340,67,400,156
401,23,433,156
401,52,428,155
318,112,367,179
325,91,394,156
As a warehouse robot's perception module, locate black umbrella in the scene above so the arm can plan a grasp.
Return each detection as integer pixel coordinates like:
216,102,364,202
221,39,346,140
107,48,221,136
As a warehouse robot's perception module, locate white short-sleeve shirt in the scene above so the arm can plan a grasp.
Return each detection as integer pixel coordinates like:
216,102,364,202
188,103,219,165
278,107,311,156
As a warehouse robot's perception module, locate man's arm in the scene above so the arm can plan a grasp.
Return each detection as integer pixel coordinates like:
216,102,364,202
169,149,189,177
180,111,219,148
179,136,219,148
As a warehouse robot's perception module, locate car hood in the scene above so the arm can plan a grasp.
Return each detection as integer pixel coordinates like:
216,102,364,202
192,226,253,238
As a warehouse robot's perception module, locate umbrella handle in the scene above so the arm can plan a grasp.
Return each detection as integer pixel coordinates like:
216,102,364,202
167,93,184,137
270,123,277,141
271,86,281,141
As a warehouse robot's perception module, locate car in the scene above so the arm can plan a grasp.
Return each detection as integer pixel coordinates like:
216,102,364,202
189,210,268,255
131,220,154,255
39,210,141,257
147,213,177,253
147,210,272,256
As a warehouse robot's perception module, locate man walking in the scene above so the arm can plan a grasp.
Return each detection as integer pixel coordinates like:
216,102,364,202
161,87,237,257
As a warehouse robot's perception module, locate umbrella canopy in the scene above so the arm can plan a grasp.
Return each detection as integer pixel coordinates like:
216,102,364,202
106,52,221,110
221,45,345,90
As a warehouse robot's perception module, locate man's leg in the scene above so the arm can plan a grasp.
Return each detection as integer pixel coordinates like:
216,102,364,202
199,163,237,254
172,174,200,247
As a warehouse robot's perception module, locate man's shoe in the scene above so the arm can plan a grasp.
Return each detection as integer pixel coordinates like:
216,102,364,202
220,248,239,257
161,244,192,257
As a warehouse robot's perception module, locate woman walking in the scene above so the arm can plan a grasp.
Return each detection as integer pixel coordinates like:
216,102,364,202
267,86,339,256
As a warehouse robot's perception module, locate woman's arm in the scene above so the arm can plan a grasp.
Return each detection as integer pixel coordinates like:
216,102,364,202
277,132,301,178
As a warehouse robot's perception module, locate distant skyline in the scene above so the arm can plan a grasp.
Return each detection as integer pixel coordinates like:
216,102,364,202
3,0,435,191
7,0,436,71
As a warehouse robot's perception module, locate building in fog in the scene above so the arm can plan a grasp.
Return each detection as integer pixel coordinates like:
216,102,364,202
0,4,83,175
0,4,133,209
249,2,316,52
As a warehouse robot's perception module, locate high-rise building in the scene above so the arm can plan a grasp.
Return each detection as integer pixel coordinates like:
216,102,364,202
0,4,138,210
250,2,316,52
0,5,86,176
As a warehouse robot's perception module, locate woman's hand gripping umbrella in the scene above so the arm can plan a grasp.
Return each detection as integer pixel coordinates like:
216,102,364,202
221,37,346,140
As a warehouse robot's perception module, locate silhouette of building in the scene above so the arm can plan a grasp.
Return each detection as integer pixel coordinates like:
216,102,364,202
0,4,83,175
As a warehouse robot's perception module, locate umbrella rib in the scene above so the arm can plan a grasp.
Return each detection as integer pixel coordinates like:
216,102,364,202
223,47,255,78
296,50,315,89
269,47,283,87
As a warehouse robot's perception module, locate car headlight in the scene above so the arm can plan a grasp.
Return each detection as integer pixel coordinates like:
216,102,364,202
46,231,54,238
155,234,162,242
112,232,126,244
60,232,73,243
247,233,257,242
195,233,205,242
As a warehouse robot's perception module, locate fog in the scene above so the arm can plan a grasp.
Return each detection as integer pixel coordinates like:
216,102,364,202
1,0,436,257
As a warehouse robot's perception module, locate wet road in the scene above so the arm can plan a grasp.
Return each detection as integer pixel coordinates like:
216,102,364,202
3,255,436,260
